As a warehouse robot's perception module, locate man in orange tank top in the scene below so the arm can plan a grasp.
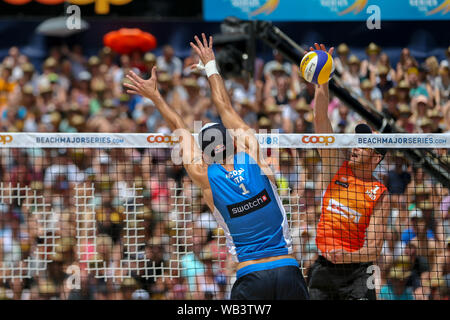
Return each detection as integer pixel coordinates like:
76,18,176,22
306,43,391,300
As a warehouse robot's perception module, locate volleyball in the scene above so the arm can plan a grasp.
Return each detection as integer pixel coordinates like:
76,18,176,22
300,50,335,85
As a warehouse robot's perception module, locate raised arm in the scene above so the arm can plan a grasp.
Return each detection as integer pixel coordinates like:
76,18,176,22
309,43,344,184
189,33,276,183
189,34,249,132
124,67,214,210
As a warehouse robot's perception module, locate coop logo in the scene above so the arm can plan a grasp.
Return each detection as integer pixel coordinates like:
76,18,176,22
227,189,271,218
319,0,368,15
147,135,180,145
302,135,335,145
0,135,13,144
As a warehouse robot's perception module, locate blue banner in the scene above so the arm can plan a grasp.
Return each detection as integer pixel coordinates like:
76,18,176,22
203,0,450,21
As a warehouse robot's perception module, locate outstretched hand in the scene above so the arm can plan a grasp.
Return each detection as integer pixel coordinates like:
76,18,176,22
189,33,215,69
124,67,159,100
306,43,334,56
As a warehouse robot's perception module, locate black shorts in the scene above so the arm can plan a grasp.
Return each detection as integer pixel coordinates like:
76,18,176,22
307,256,376,300
230,265,310,300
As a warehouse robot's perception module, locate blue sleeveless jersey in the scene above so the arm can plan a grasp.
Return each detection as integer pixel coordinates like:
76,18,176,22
207,152,293,263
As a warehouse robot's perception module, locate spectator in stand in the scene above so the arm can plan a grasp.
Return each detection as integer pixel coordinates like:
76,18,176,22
379,265,415,300
386,152,411,195
157,45,182,82
334,43,350,74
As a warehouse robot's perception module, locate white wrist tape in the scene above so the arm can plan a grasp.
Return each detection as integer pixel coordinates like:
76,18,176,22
205,60,219,77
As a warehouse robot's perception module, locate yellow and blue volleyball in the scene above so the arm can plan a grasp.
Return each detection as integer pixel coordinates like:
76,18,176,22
300,50,335,85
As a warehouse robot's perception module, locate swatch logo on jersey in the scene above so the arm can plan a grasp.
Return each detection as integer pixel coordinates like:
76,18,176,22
0,135,13,144
302,135,335,145
227,189,271,219
147,135,180,145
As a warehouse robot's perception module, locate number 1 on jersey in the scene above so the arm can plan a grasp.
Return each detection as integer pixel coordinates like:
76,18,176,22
239,183,250,195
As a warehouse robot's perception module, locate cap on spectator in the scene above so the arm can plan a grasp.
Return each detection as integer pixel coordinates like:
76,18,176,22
2,58,14,70
158,73,172,83
397,80,410,90
398,104,412,116
144,52,156,63
348,55,360,65
393,151,406,160
360,79,373,90
337,43,349,55
78,71,92,81
366,42,381,55
441,60,449,68
305,149,319,163
119,93,130,103
439,65,449,75
43,57,57,68
88,56,100,66
377,65,389,76
22,84,34,95
21,62,34,73
258,116,271,128
280,151,292,164
295,100,311,112
70,114,84,127
103,99,115,108
415,184,430,195
271,63,286,75
100,46,113,57
409,208,423,219
387,88,397,98
416,95,428,105
212,227,225,237
265,104,281,114
50,112,61,124
38,280,57,295
417,201,433,211
238,97,253,107
182,78,199,88
428,109,443,119
407,67,419,75
39,83,52,94
420,117,432,128
389,266,411,281
91,79,106,92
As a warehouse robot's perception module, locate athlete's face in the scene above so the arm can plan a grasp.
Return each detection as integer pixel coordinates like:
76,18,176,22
350,147,382,167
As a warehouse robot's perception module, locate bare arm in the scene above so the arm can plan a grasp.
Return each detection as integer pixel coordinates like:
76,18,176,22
190,33,276,183
124,67,214,210
324,192,390,263
309,43,344,184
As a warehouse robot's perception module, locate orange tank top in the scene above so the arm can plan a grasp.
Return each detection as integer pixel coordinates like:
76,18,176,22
316,161,386,253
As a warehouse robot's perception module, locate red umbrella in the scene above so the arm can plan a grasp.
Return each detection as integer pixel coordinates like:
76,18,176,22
103,28,157,55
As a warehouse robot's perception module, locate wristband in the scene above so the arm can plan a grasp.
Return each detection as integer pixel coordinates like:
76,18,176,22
205,60,219,78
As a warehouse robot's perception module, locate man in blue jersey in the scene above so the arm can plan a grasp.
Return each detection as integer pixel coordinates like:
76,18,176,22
124,33,309,300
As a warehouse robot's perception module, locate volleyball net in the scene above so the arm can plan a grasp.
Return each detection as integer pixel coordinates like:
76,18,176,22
0,132,449,300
